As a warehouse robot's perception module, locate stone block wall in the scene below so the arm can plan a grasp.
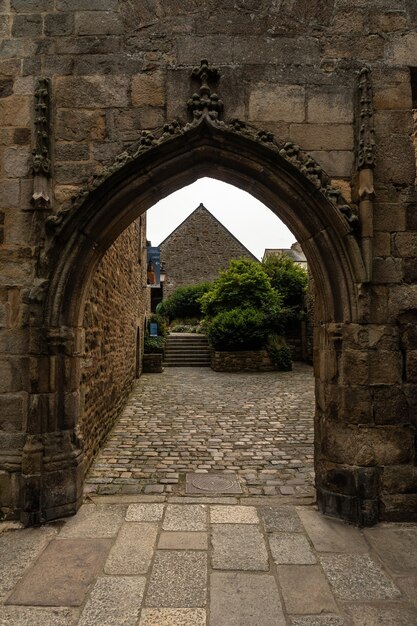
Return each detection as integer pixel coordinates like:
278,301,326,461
160,204,257,299
80,217,148,468
0,0,416,523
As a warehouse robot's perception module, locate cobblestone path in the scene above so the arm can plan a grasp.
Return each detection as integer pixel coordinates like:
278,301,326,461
86,363,315,498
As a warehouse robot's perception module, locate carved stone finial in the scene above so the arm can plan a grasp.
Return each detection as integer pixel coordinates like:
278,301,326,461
357,67,376,170
187,59,224,121
32,77,51,209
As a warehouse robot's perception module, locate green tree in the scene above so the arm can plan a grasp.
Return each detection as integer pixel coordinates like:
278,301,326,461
262,253,308,308
200,258,282,317
156,281,212,322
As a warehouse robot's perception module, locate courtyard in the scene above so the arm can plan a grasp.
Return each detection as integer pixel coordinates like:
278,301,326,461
85,364,315,499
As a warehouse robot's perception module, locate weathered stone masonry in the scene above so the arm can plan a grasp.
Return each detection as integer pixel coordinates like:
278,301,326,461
0,1,417,526
81,218,147,470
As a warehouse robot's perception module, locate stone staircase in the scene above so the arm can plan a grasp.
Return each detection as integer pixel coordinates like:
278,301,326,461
164,333,211,367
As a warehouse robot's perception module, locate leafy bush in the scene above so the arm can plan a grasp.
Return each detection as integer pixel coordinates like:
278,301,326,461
156,282,212,322
266,334,292,371
170,323,203,333
262,253,308,308
144,335,166,353
207,307,267,351
200,258,282,317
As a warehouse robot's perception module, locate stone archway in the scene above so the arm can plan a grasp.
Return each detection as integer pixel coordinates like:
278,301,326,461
22,108,377,527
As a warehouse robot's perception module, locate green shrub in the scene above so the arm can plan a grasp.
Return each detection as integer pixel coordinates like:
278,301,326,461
262,253,308,308
144,335,166,353
200,259,281,317
156,282,212,321
266,334,292,371
207,307,267,351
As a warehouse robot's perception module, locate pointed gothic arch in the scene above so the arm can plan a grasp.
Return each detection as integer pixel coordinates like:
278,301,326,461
24,113,370,526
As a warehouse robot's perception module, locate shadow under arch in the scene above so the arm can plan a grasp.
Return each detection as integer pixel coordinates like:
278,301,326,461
25,115,368,526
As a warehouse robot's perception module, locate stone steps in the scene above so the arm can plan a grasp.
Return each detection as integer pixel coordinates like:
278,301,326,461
164,333,211,367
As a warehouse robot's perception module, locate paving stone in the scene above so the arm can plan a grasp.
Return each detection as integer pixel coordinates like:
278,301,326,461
290,617,345,626
344,604,417,625
158,531,208,550
395,575,417,606
104,523,158,574
364,526,417,572
277,565,338,614
0,527,57,599
0,607,78,626
78,576,145,626
210,572,286,625
145,551,207,607
319,554,401,601
6,538,111,606
210,505,259,524
168,496,238,504
268,533,316,564
139,608,206,625
85,366,315,496
297,507,368,552
58,504,125,537
125,503,165,521
162,504,207,531
211,524,269,570
259,506,304,532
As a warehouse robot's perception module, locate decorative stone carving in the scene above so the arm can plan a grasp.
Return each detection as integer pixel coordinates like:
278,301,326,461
45,61,359,236
32,78,52,209
357,67,376,172
188,59,224,121
356,67,375,282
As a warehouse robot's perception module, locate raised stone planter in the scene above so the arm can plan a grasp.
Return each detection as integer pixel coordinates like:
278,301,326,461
143,353,163,373
210,349,276,372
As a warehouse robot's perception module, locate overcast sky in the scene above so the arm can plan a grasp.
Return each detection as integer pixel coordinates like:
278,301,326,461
146,177,296,260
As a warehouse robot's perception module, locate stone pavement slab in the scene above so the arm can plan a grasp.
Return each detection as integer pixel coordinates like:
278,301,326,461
319,554,401,601
290,617,345,626
125,503,165,521
78,576,145,626
2,500,417,625
211,523,269,570
162,504,207,531
145,551,207,607
6,538,111,606
297,507,368,553
210,572,286,625
259,506,304,532
277,565,338,614
364,525,417,572
0,607,78,626
268,532,316,564
344,604,417,625
158,531,208,550
104,523,158,574
210,504,259,524
139,608,206,625
58,503,125,538
0,526,57,600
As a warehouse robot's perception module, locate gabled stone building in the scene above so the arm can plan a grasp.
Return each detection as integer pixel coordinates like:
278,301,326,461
159,203,258,299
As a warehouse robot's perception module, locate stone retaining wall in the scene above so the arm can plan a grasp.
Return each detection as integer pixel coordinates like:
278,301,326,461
211,349,276,372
